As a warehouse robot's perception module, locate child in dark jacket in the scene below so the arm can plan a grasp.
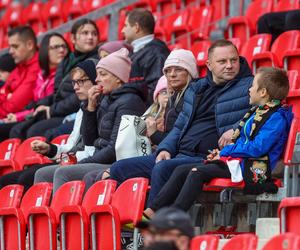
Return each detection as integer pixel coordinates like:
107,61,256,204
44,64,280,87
144,67,293,216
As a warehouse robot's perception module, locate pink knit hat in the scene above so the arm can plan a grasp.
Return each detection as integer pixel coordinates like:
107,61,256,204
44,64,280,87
163,49,199,78
153,75,168,102
98,40,133,54
96,48,132,83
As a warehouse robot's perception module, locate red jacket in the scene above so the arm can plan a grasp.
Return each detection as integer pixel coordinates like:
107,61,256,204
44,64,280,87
0,52,40,119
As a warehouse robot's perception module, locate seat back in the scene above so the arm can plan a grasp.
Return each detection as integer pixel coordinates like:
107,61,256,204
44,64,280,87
222,234,257,250
23,2,45,34
190,235,219,250
279,197,300,235
111,177,149,225
83,179,117,214
271,30,300,64
21,182,53,223
274,0,300,11
0,138,21,176
241,34,272,65
0,185,24,208
14,136,51,171
262,233,300,250
62,0,86,21
2,4,23,29
42,0,64,29
191,40,211,77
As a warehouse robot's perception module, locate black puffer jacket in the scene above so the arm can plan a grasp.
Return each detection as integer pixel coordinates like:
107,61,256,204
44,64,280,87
129,39,170,105
36,48,98,117
80,83,146,164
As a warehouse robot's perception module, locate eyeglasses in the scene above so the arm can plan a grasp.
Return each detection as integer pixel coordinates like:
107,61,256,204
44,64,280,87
72,78,91,87
49,44,68,51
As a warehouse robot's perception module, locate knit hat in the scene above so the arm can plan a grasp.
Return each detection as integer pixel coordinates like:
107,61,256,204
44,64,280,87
153,75,168,102
99,40,133,55
76,59,98,85
163,49,199,78
0,53,16,72
96,48,132,83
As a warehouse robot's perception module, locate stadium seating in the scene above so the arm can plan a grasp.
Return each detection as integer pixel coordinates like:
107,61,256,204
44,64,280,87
0,182,52,250
0,138,21,176
190,235,219,250
59,180,117,250
273,0,300,12
27,181,85,250
89,177,148,250
221,233,257,250
0,184,23,208
190,40,211,77
262,233,300,250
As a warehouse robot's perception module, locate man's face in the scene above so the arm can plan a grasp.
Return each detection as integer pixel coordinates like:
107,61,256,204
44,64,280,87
206,45,240,85
8,34,34,64
72,24,99,53
122,17,138,44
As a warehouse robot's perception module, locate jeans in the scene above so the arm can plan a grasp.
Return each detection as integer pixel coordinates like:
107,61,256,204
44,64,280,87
109,153,203,207
151,162,231,211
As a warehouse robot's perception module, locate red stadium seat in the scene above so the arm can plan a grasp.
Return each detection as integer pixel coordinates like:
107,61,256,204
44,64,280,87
42,0,64,29
240,33,272,68
153,0,180,15
83,0,107,12
60,180,117,250
210,0,230,22
0,184,23,208
222,233,257,250
279,197,300,235
228,38,242,52
50,134,69,145
0,183,52,250
90,178,148,250
227,0,273,44
191,40,211,77
262,233,300,250
2,4,23,30
252,30,300,73
23,2,45,35
96,17,109,42
28,181,85,250
63,0,86,21
190,235,219,250
0,0,12,10
0,138,21,176
274,0,300,12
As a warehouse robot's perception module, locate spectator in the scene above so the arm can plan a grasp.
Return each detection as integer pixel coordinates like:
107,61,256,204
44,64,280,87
257,10,300,44
0,26,39,120
0,53,16,87
122,8,170,105
143,241,179,250
84,49,198,188
10,18,99,139
0,33,70,141
34,48,146,193
0,59,98,191
137,207,193,250
109,40,253,210
98,40,132,58
145,67,293,214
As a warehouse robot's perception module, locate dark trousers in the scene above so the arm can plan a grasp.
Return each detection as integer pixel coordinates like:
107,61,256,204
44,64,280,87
0,163,55,191
257,10,300,43
109,153,203,207
151,162,231,212
0,122,17,141
10,117,64,140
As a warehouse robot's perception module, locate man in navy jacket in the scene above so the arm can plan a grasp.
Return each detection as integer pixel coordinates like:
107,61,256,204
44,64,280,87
109,40,253,207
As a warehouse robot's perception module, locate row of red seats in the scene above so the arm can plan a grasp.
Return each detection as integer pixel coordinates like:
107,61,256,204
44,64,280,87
191,232,300,249
227,0,300,44
0,177,148,249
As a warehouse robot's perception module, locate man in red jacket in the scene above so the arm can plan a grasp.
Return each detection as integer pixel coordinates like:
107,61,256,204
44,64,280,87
0,26,39,119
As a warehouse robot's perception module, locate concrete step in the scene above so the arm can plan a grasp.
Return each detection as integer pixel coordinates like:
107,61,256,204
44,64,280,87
255,218,280,239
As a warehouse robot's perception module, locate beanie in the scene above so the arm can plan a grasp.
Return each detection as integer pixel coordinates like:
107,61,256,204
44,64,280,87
76,59,98,85
96,48,132,83
0,53,16,72
99,40,133,55
163,49,199,78
153,75,168,102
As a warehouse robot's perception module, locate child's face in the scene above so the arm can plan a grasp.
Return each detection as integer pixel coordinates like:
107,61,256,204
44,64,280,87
0,70,10,82
249,73,268,106
157,89,169,108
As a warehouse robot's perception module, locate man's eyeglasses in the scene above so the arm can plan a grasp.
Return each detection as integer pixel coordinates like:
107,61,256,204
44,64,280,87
49,44,68,51
72,78,90,87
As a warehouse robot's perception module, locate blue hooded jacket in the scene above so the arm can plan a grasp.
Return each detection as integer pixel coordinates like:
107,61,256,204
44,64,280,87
220,106,294,172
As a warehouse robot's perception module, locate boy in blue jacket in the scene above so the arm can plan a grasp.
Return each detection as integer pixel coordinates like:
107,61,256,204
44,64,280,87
144,67,293,215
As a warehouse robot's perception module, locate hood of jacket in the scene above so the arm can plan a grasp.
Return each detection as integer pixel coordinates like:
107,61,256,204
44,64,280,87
107,82,147,102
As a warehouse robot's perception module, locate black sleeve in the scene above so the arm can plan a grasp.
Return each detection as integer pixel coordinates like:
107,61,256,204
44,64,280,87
150,131,168,146
81,107,99,146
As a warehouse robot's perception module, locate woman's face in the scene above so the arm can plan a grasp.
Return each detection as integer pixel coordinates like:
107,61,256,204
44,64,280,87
164,66,189,91
48,36,68,68
95,68,122,94
72,24,99,53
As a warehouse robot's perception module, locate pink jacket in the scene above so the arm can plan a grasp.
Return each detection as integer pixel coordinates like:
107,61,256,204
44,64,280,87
15,69,56,121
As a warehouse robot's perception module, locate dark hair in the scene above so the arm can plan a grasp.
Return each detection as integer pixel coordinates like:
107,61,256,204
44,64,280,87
39,33,70,77
8,26,37,47
71,18,99,36
208,39,238,58
126,8,155,34
257,67,289,101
